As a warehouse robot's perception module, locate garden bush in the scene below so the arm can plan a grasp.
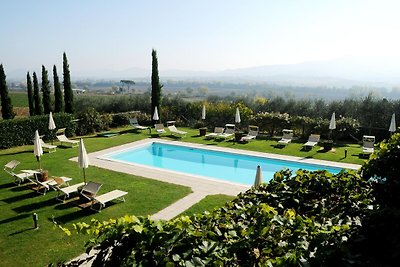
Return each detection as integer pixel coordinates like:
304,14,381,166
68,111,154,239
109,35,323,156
361,133,400,207
75,108,110,136
0,113,75,148
63,169,374,266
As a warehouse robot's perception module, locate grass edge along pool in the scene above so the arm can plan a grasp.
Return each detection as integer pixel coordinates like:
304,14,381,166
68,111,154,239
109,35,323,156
103,142,344,186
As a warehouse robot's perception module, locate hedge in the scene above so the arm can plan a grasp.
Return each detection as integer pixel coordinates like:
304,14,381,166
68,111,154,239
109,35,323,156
64,169,374,266
0,113,76,148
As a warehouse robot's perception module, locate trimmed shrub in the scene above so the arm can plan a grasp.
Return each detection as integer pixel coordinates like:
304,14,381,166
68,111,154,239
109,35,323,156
64,169,374,266
0,113,76,148
75,108,110,136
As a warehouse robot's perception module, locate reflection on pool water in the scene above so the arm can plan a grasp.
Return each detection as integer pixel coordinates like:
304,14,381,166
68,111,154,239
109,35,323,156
103,142,343,186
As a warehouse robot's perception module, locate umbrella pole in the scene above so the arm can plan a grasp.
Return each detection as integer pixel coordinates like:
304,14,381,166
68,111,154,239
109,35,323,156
83,168,87,184
36,156,41,170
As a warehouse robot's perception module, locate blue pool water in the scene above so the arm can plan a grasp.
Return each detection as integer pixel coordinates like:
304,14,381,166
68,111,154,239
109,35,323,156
105,142,343,185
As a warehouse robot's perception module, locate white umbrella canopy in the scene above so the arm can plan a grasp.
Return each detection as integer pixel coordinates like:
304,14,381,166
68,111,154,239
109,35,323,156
329,112,336,130
235,107,241,124
201,104,206,120
254,165,263,188
78,138,90,184
48,112,56,130
33,130,43,169
153,106,159,121
389,113,396,133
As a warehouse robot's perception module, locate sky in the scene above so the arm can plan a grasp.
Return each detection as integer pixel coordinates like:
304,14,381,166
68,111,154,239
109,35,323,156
1,0,400,74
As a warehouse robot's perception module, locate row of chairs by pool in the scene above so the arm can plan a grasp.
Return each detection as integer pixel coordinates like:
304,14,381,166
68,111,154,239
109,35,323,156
3,160,128,212
130,117,376,154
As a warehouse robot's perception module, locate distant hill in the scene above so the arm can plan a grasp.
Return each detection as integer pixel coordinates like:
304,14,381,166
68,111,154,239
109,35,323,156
6,56,400,88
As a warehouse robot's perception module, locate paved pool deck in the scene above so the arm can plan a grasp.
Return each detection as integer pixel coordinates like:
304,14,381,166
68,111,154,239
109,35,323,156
71,138,361,220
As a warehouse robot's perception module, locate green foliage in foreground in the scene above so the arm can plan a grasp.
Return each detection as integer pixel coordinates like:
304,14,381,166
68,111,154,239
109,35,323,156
179,194,235,217
66,169,374,266
361,133,400,207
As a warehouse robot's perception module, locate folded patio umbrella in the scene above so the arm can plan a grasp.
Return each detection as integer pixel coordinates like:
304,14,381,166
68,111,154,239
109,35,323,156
235,107,241,124
329,112,336,130
33,130,43,169
48,112,56,130
254,165,263,188
153,106,159,121
78,138,90,184
389,113,396,133
201,104,206,120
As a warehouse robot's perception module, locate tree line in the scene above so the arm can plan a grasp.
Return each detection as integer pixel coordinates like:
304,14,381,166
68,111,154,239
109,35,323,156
0,52,74,119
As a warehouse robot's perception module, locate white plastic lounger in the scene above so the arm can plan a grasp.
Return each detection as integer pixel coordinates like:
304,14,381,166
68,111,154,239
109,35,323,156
205,127,224,139
216,124,235,140
362,135,375,154
55,182,86,202
91,189,128,212
303,134,320,150
168,125,187,137
241,125,259,142
277,129,293,147
80,181,103,201
129,117,148,131
40,139,57,153
4,160,34,185
154,124,166,134
56,134,79,147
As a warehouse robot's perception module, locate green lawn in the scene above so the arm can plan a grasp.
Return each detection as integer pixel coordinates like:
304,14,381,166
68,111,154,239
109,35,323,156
9,92,29,107
0,126,367,266
0,130,192,267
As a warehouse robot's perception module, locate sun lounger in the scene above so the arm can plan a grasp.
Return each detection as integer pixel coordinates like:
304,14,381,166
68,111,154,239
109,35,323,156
277,129,293,147
129,117,148,131
40,139,57,153
362,135,375,154
303,134,320,150
56,134,79,147
241,125,259,142
31,172,55,195
154,123,166,135
216,124,235,140
4,160,34,185
205,127,224,139
80,181,103,201
90,189,128,212
168,125,187,137
55,182,86,202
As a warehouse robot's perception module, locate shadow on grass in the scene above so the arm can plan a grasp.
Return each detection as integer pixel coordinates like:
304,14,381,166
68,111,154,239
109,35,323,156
12,197,59,213
0,213,30,225
9,227,37,236
358,153,371,159
0,150,31,156
10,185,31,192
1,191,38,203
0,182,16,190
53,208,97,224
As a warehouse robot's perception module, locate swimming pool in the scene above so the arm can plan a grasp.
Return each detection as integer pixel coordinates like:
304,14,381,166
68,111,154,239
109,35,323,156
101,142,344,186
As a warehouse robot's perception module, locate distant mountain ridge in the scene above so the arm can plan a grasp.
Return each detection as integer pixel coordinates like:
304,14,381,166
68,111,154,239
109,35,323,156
6,57,400,88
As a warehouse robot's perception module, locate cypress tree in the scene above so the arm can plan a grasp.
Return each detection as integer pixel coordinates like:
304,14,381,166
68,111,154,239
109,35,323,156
33,72,43,115
26,72,35,116
63,52,74,114
151,49,163,121
41,65,51,114
0,64,15,119
53,65,63,113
